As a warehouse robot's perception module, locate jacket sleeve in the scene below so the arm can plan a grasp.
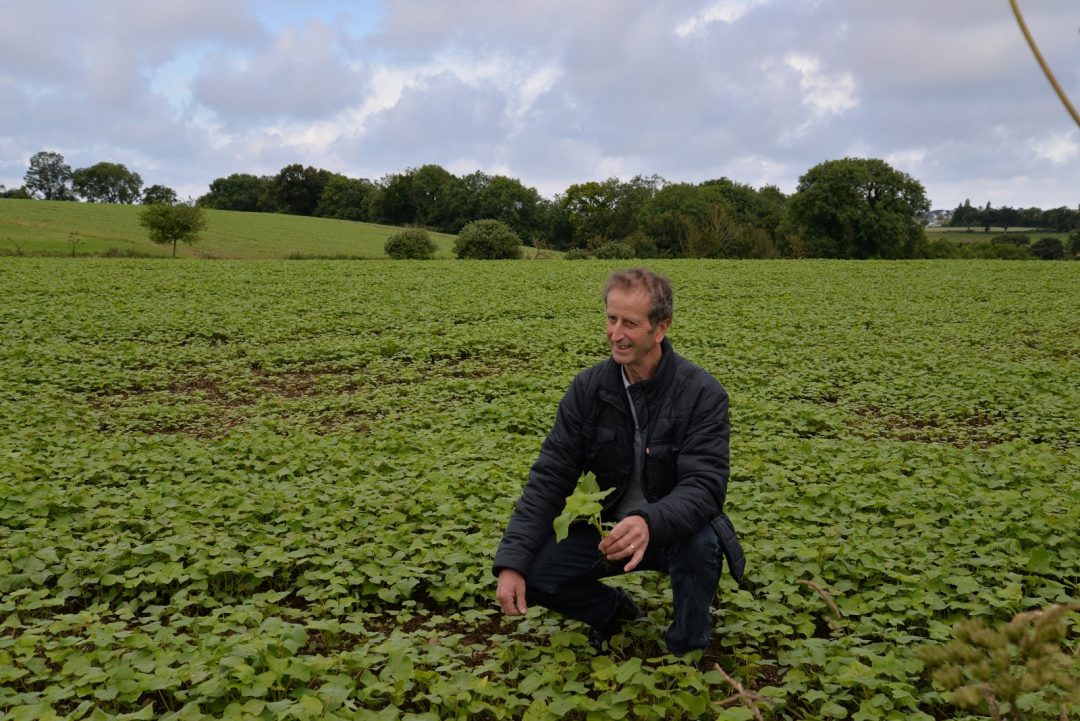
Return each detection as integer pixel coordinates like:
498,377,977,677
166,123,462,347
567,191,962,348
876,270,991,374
635,378,728,547
492,377,588,577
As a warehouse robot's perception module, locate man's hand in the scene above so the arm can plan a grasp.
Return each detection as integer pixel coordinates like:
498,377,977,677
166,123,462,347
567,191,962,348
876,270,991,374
496,568,528,616
599,515,650,572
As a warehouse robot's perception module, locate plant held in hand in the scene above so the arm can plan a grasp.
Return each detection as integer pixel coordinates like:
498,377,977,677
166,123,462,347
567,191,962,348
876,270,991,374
552,473,614,542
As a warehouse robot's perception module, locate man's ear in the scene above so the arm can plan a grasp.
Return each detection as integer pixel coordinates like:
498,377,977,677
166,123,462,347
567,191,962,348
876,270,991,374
654,318,671,342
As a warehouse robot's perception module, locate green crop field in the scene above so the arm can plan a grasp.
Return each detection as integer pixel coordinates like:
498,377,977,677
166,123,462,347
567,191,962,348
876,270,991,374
0,199,483,259
1,259,1077,720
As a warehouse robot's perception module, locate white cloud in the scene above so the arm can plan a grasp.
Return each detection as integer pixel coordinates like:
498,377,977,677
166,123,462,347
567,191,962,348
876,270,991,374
785,53,857,119
674,0,769,38
885,148,928,172
1031,131,1080,165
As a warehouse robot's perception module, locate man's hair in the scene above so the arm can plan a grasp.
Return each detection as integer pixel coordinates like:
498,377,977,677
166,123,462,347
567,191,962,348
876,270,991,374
603,267,674,328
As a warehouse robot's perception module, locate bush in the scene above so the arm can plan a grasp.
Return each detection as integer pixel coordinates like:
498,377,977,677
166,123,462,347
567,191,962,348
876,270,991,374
925,239,1030,260
1030,237,1065,260
453,219,522,260
991,233,1029,246
564,248,592,260
385,229,436,260
592,240,635,259
625,231,659,258
1068,229,1080,256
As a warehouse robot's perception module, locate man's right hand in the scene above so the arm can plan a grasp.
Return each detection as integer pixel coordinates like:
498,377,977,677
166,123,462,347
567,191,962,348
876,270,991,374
496,568,528,616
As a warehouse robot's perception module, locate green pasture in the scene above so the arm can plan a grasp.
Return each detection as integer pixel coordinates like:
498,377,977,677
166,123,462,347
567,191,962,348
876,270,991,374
0,199,474,259
924,226,1069,244
0,259,1077,720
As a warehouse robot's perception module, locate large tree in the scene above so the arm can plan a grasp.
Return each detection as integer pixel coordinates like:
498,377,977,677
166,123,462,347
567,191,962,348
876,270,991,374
315,174,376,221
373,165,454,226
432,172,543,240
139,202,208,257
72,162,143,204
24,151,74,200
142,184,178,205
198,173,271,212
264,164,333,216
784,158,930,258
950,199,979,230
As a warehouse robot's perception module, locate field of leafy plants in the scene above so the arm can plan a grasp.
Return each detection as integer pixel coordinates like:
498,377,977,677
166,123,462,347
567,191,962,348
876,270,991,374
0,258,1077,721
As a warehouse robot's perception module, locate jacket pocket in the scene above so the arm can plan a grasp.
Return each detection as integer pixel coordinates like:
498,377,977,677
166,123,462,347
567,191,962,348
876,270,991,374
644,443,677,496
586,425,628,482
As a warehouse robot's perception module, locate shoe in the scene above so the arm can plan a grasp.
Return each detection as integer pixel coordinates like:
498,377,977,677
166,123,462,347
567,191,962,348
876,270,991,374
588,589,643,652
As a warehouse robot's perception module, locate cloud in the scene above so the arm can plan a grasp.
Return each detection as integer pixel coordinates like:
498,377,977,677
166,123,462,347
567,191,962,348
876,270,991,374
785,53,857,119
1,1,1079,210
673,0,770,37
192,20,367,121
1031,131,1080,165
885,148,928,173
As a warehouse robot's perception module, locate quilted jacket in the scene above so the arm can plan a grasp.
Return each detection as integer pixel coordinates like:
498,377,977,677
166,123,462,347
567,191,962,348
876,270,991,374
493,338,745,582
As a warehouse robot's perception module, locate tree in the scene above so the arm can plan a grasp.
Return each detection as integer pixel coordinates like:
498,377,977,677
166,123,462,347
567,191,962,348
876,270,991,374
1042,206,1080,232
784,157,930,258
198,173,271,212
72,162,143,204
950,199,979,230
995,206,1020,232
428,171,545,241
24,151,74,200
315,175,376,221
385,228,436,259
453,219,522,259
264,164,333,216
139,202,208,257
142,184,178,205
559,179,621,248
0,184,32,199
1029,237,1064,260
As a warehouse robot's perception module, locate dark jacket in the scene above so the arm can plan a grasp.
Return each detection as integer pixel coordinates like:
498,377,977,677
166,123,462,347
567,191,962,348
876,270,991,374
493,338,745,581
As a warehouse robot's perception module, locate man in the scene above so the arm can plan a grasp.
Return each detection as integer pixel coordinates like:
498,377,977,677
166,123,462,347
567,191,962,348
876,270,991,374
493,267,744,659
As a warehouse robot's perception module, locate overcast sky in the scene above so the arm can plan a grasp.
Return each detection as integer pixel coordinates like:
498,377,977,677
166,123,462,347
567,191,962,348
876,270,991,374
2,0,1078,210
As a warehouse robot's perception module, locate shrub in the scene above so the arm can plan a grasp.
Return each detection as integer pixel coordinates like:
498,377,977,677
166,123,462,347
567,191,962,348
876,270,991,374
564,248,592,260
1030,237,1065,260
453,219,522,260
991,233,1029,246
385,229,436,260
592,240,635,259
925,239,1030,260
625,231,659,258
1067,229,1080,256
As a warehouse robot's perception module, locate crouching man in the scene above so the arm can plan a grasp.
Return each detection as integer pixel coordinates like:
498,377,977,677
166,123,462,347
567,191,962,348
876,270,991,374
493,267,744,658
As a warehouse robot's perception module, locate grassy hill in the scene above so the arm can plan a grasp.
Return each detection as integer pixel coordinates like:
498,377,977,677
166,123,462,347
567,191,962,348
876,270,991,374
0,199,484,259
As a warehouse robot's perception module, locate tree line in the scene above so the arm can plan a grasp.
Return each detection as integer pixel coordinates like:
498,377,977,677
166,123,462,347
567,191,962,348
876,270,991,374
948,199,1079,233
4,150,1079,260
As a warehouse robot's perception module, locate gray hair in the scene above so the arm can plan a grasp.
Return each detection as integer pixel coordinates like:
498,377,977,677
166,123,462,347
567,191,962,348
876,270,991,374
603,267,674,328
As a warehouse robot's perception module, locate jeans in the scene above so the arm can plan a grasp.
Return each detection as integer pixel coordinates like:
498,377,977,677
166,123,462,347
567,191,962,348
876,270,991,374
524,522,724,655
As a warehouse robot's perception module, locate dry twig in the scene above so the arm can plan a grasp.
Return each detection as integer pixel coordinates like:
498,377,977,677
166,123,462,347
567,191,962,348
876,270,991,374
797,579,842,621
712,663,774,721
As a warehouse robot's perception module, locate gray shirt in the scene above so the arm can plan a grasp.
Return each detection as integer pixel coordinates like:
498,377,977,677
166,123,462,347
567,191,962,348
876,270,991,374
613,366,648,519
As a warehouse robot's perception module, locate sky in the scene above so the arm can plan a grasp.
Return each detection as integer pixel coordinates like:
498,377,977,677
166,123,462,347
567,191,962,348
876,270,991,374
1,0,1078,210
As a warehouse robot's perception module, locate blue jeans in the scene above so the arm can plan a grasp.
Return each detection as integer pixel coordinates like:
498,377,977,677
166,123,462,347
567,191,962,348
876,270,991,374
524,522,724,655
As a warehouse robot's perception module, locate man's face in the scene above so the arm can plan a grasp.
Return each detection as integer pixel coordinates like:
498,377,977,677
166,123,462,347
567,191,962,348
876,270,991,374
605,287,669,373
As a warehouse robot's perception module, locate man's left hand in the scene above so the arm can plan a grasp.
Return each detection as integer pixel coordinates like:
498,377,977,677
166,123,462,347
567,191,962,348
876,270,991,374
599,515,649,572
